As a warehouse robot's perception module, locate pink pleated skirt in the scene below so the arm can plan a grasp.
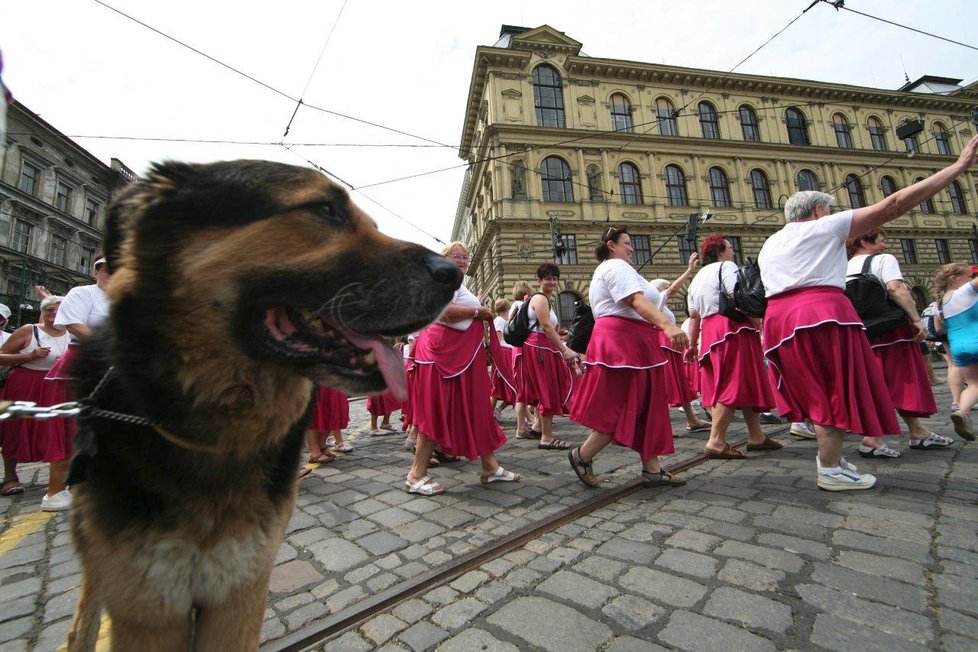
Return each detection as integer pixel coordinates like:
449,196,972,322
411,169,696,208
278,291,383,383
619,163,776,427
1,367,76,462
763,287,900,436
367,391,401,417
410,323,506,460
869,323,936,419
660,331,697,407
570,316,674,458
308,386,350,432
698,315,774,411
490,345,517,404
401,357,415,430
517,332,573,417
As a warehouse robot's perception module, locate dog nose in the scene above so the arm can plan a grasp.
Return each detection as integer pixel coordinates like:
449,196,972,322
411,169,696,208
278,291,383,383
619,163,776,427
426,254,463,289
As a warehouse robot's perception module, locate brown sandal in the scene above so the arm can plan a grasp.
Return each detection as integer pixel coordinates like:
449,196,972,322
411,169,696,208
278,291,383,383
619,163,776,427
308,452,335,464
568,447,599,487
705,444,745,460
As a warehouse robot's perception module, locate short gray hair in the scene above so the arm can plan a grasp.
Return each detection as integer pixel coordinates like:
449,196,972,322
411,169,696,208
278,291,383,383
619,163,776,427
39,295,64,311
650,278,669,291
784,191,834,222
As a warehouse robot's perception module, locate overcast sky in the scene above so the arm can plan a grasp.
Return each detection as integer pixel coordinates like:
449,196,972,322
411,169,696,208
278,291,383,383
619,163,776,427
4,0,977,250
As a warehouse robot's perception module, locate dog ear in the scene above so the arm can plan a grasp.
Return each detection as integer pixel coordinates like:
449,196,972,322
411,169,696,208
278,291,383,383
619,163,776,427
103,161,200,272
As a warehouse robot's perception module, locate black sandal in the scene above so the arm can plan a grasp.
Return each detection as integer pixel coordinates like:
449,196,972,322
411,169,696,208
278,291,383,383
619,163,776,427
641,470,686,487
568,447,599,487
538,437,571,450
433,449,460,463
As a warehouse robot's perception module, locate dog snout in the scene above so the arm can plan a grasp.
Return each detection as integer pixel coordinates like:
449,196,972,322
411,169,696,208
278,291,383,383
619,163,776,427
426,254,463,291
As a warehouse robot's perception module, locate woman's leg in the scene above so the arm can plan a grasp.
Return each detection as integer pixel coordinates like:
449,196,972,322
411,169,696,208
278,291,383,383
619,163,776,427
959,364,978,415
705,403,735,452
944,353,964,406
538,414,556,445
306,428,333,462
380,412,392,429
369,413,379,430
579,430,612,462
515,401,528,434
682,402,710,429
47,459,69,495
2,455,19,489
742,408,768,446
408,433,435,483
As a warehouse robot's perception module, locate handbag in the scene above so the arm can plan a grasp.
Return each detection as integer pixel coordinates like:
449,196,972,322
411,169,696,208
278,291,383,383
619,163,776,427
566,301,595,354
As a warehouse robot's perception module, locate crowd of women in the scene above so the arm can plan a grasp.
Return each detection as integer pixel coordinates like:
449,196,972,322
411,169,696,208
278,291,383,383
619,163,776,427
2,136,976,507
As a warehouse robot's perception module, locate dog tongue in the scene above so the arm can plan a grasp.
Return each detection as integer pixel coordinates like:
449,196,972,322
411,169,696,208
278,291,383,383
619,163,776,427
337,326,407,402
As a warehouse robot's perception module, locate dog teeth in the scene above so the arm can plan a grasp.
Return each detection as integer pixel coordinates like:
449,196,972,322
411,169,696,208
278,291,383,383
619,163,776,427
364,351,377,366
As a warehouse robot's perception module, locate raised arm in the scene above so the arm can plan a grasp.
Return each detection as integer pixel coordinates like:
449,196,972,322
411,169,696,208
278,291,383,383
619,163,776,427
850,135,978,237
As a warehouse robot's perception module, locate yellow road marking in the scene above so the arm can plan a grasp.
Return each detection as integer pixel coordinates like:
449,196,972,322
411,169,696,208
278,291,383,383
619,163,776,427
0,511,55,557
55,614,112,651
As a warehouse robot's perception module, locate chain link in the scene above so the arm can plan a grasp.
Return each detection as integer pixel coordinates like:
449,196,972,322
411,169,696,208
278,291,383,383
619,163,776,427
0,400,84,421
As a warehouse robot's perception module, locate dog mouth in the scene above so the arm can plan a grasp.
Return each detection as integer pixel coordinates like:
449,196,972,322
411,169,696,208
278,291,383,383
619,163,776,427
257,307,408,400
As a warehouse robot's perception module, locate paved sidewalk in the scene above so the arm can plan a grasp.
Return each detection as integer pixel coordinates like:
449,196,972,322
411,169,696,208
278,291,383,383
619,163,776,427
1,365,977,651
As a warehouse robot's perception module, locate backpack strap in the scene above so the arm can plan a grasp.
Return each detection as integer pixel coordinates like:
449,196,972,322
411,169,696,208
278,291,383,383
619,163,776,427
32,325,40,347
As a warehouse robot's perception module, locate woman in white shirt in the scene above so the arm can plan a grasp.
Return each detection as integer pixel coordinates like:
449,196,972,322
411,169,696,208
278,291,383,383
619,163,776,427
489,299,517,420
568,227,688,488
759,134,978,492
845,230,948,457
685,234,779,459
406,242,521,495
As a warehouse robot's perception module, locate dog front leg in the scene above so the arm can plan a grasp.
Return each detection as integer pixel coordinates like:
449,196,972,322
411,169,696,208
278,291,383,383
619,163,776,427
66,570,100,652
192,573,271,651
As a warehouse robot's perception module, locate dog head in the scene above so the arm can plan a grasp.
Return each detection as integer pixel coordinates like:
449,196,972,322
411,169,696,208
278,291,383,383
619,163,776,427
104,160,461,408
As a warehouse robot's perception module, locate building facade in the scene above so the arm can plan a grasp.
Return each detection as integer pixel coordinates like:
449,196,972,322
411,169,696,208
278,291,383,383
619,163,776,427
454,25,978,322
0,101,132,325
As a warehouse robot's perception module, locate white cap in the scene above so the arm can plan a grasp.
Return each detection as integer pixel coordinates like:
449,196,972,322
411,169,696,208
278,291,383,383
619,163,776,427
0,303,10,320
94,257,107,269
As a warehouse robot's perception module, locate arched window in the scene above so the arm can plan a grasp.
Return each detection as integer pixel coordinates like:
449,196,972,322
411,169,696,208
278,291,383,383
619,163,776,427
708,167,731,207
833,113,852,148
785,107,810,145
664,165,688,206
880,175,899,198
610,94,632,132
739,105,760,142
532,65,565,128
868,117,887,151
846,174,866,208
796,169,819,191
698,101,720,139
540,156,573,202
618,162,642,205
916,177,935,213
934,122,952,156
749,169,772,209
656,98,677,136
949,181,968,215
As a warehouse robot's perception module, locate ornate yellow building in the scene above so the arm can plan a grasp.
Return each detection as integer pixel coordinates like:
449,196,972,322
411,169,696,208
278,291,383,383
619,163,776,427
454,24,978,321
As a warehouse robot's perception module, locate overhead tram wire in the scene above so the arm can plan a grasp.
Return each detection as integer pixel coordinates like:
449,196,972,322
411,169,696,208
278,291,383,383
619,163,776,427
819,0,978,52
88,0,449,148
6,134,452,148
282,0,349,139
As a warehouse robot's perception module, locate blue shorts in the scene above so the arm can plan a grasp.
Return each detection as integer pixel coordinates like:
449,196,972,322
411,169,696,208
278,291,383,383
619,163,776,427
951,341,978,367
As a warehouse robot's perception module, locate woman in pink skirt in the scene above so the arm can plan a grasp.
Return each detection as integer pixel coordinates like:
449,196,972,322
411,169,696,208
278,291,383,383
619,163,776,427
520,263,578,450
568,227,688,488
300,386,350,477
685,233,780,459
367,387,400,435
0,296,72,507
845,229,949,458
489,299,517,420
650,256,711,434
759,134,977,491
406,242,519,495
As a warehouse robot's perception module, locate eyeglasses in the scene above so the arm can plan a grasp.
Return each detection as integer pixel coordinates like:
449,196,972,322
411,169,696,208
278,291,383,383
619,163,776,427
450,253,469,262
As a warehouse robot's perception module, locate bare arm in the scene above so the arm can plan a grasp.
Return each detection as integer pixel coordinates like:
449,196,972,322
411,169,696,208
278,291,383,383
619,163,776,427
531,295,574,359
850,135,978,237
665,253,700,299
441,304,493,324
886,280,925,342
66,323,93,340
683,312,701,363
0,326,50,366
624,292,688,350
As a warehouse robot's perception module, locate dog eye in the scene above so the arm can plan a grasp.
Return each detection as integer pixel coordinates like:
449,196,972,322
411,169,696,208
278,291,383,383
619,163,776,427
312,201,335,220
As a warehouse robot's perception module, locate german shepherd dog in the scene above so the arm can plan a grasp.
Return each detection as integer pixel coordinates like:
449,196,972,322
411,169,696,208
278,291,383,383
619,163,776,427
65,160,462,650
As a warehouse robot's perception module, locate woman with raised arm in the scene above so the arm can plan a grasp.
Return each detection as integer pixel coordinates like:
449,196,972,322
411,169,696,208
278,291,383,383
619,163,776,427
568,227,688,488
933,262,978,441
759,135,978,491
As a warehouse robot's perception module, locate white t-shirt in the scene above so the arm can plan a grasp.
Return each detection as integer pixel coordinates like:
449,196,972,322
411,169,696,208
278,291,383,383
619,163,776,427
656,292,677,325
54,284,110,338
493,315,514,349
758,210,853,297
686,261,739,319
441,283,481,331
589,258,661,321
846,253,903,285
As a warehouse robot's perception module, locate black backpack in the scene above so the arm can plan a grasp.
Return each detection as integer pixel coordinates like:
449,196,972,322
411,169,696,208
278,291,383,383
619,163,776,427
844,254,907,338
503,293,543,347
566,300,595,354
733,257,767,318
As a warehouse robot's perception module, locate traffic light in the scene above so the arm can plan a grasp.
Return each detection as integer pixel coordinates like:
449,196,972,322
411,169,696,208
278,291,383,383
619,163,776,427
550,218,566,257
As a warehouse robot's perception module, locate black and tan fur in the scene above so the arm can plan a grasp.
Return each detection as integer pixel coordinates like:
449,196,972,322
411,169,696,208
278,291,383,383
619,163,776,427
65,160,461,650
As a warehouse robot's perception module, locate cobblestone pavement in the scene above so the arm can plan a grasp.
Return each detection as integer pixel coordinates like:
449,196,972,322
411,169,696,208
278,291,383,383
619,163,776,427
1,364,977,651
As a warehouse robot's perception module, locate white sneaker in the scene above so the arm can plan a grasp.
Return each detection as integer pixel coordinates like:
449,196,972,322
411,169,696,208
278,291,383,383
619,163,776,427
41,489,72,512
817,468,876,491
325,435,336,447
336,441,354,453
816,455,857,472
790,422,817,439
